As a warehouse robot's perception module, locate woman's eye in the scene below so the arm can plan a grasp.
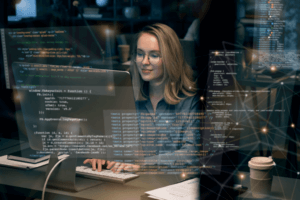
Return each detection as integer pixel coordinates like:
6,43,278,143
150,54,159,58
137,53,144,57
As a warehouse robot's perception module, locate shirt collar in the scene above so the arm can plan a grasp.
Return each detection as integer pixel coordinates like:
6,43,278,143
136,97,168,114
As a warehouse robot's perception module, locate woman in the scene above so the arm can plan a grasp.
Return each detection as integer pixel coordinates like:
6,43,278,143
84,23,201,174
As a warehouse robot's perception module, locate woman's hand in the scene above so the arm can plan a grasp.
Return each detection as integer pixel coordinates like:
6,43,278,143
83,159,106,172
107,161,140,174
83,159,140,173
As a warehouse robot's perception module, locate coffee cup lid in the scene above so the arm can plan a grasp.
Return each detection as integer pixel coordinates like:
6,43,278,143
248,157,275,170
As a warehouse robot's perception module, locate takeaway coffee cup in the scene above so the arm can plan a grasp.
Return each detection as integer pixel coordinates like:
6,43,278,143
248,157,275,198
118,45,130,63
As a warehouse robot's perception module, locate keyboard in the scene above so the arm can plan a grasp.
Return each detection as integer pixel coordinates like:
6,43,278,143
76,166,139,184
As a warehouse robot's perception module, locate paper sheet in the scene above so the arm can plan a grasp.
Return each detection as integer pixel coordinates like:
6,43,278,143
145,178,199,200
148,195,166,200
0,154,69,170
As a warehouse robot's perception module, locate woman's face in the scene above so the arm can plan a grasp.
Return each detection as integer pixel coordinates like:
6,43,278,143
136,33,164,85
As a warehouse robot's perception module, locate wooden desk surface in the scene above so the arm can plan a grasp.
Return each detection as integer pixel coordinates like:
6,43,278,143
1,163,300,199
0,143,299,200
0,163,183,200
236,173,300,200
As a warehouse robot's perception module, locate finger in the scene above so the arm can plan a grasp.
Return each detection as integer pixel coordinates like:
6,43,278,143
110,162,120,172
92,159,97,171
115,164,125,174
112,162,121,173
124,165,133,172
132,165,141,172
102,160,106,165
97,159,102,172
83,159,91,164
125,164,140,172
112,162,121,172
133,165,140,171
107,161,116,169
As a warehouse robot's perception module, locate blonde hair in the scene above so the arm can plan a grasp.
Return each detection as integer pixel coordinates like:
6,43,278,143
130,23,197,105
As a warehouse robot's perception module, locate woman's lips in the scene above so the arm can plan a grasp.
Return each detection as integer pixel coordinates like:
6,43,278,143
141,69,152,74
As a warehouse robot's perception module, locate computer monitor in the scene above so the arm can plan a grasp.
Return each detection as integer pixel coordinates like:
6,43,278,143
0,25,116,149
0,26,138,157
14,66,141,191
0,25,142,192
12,64,140,160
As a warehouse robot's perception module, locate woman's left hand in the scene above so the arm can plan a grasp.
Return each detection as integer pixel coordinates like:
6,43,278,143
107,161,140,173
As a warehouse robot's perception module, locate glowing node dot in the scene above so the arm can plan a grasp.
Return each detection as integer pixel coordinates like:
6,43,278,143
240,174,244,179
281,82,284,85
219,144,221,147
200,96,204,101
215,51,219,56
203,165,205,167
189,86,192,89
166,120,168,123
262,128,267,133
236,122,239,125
245,94,248,97
297,172,300,175
291,123,295,128
270,66,276,71
108,86,114,91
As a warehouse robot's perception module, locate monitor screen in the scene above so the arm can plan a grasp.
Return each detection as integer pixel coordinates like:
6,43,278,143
0,26,141,163
8,0,37,22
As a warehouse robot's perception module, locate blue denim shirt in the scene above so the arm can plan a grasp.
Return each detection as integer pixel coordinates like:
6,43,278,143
136,94,201,168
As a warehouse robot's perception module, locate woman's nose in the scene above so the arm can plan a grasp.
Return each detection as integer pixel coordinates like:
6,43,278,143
142,54,150,65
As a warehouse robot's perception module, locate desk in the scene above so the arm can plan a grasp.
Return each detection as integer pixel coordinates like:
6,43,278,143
237,172,300,200
1,164,300,200
0,160,182,200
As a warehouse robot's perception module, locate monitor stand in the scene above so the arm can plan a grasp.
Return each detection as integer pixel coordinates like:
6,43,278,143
45,151,102,192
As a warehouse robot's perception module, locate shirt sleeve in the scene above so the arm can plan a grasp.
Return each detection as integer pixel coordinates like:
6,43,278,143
143,96,201,169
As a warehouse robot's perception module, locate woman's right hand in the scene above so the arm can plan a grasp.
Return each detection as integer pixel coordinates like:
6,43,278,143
83,159,106,172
